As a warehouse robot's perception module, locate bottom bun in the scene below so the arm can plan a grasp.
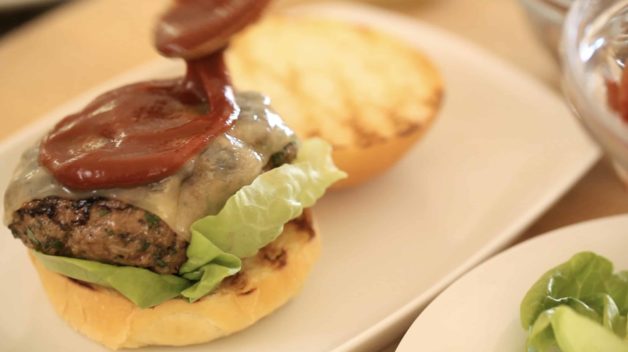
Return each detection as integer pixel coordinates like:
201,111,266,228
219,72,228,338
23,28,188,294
30,209,320,350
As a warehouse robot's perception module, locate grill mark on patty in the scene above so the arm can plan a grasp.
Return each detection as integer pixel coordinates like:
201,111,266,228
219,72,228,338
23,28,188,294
10,196,187,274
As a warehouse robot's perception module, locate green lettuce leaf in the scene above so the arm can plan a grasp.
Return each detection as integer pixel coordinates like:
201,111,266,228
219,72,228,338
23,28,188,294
33,138,345,308
606,271,628,314
520,252,613,329
33,251,190,308
179,138,346,300
178,231,241,299
521,252,628,351
527,306,628,352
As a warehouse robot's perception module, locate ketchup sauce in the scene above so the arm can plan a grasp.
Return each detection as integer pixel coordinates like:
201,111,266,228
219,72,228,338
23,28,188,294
40,0,267,189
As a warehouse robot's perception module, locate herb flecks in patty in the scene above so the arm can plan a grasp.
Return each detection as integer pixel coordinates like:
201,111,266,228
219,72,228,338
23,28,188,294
10,196,187,274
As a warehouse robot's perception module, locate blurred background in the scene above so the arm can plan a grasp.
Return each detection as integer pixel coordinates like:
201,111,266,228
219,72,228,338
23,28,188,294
0,0,561,84
0,0,559,130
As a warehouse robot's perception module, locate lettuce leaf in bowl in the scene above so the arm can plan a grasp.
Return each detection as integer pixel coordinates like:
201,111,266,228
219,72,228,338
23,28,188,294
521,252,628,352
528,306,628,352
34,138,345,308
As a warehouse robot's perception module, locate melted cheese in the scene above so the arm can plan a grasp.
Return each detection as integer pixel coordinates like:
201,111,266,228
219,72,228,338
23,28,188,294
3,92,296,239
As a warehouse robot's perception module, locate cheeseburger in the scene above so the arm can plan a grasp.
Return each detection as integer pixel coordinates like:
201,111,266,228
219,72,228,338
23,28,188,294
3,0,344,349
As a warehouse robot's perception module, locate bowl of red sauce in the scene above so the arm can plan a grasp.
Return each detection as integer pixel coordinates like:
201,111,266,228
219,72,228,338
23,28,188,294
562,0,628,180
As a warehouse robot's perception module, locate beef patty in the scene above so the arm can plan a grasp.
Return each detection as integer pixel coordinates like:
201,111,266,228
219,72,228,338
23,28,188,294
7,142,299,275
9,197,187,275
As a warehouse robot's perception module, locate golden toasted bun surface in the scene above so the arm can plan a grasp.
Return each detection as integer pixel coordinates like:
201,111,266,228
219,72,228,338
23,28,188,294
227,16,443,187
30,210,320,350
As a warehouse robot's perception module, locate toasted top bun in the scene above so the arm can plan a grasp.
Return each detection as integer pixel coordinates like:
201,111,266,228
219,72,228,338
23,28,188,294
227,16,443,188
30,210,320,350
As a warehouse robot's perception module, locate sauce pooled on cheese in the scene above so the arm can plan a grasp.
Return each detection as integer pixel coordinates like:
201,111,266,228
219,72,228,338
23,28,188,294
39,0,271,190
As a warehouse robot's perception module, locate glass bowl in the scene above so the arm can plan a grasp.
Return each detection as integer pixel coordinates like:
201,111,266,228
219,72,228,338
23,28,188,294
562,0,628,180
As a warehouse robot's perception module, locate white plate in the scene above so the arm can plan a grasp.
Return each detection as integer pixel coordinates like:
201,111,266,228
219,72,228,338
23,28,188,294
396,215,628,352
0,2,599,352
